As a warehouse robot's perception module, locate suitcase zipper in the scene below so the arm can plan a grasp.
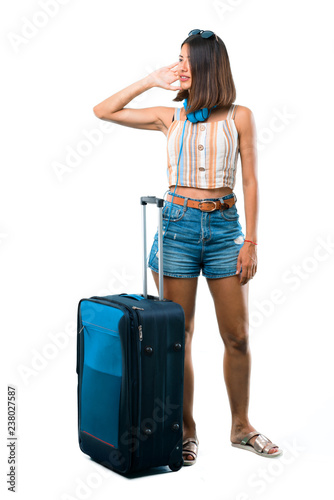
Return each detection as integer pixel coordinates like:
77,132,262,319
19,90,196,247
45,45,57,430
132,307,144,341
89,297,144,342
97,299,144,342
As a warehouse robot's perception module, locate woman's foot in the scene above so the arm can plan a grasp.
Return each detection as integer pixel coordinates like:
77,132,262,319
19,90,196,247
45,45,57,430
182,436,199,465
183,423,198,463
231,423,280,455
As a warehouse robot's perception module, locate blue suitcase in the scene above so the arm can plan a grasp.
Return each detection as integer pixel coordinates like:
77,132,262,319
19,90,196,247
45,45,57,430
76,196,185,474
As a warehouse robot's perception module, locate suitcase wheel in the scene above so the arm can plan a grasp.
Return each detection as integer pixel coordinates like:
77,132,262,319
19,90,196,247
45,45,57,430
169,459,183,471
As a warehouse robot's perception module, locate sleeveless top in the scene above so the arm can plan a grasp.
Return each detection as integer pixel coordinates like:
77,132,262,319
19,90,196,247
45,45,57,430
166,104,239,189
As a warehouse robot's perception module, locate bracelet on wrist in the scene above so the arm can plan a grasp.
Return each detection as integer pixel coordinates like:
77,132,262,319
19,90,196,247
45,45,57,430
244,239,257,245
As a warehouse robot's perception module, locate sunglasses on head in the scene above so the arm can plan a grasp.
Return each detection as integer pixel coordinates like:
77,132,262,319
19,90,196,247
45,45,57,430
188,29,218,41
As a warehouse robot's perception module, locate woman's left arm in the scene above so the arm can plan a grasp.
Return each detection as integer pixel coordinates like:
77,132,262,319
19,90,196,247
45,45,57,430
235,106,259,286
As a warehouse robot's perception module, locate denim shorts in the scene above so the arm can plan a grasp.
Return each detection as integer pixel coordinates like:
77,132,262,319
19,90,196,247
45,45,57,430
148,192,246,279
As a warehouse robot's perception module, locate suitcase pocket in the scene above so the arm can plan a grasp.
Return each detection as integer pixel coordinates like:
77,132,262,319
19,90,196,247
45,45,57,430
80,315,123,449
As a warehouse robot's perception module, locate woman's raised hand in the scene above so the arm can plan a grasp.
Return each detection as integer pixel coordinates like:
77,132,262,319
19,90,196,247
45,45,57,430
148,62,182,91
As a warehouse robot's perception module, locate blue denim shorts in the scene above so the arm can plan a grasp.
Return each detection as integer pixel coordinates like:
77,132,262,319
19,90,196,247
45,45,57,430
148,192,246,279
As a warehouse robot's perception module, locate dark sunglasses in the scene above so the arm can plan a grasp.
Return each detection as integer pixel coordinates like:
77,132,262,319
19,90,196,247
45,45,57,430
188,29,218,41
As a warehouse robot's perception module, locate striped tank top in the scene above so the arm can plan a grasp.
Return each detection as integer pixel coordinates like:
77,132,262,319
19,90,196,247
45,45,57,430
166,104,239,189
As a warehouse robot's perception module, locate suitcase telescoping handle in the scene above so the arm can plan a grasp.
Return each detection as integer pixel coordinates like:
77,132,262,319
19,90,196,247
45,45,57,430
140,196,164,301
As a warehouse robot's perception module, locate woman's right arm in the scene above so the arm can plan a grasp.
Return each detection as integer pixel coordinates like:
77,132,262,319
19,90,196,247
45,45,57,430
93,62,181,133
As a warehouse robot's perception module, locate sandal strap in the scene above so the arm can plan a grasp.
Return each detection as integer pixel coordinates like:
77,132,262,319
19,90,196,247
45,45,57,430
240,431,262,445
253,434,272,453
182,449,196,459
182,437,199,457
238,431,280,454
183,437,199,446
240,431,274,453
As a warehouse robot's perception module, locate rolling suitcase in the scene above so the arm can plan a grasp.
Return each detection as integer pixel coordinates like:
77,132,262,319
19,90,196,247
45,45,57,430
76,196,185,474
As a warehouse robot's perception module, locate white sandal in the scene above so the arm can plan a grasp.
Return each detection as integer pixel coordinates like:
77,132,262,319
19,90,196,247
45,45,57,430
182,436,199,465
231,431,283,458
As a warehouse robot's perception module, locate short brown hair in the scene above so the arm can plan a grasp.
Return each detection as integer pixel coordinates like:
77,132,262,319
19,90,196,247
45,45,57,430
173,32,236,114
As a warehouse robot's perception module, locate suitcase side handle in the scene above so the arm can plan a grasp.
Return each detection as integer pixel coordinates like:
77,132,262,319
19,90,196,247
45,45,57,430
141,196,164,301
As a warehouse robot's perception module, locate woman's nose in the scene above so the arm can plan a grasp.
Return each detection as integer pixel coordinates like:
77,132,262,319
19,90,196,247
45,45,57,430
179,60,189,72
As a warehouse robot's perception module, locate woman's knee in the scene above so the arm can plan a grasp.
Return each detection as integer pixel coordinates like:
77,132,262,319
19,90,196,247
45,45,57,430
222,322,249,354
184,317,195,345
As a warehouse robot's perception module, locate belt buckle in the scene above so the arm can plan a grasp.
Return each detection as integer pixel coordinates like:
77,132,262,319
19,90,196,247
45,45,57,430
198,200,218,212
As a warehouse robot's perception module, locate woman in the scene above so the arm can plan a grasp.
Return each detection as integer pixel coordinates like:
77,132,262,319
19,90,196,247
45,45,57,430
93,29,283,464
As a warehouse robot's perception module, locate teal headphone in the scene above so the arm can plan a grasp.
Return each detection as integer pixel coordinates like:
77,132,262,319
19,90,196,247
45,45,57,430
162,99,217,240
183,98,217,122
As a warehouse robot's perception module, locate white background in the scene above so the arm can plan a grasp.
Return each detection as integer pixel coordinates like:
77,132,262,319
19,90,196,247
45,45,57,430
1,0,333,498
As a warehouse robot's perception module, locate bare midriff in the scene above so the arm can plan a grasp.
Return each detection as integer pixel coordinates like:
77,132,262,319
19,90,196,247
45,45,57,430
169,185,233,200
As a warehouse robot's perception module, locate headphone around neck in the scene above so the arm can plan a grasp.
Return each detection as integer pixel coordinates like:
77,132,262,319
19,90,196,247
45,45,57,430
183,97,217,123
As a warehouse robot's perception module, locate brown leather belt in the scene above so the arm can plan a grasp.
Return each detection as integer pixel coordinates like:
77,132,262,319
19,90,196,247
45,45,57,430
166,193,236,212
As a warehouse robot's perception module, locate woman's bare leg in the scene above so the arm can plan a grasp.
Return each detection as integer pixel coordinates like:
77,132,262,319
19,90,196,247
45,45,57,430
206,275,279,454
151,271,199,461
